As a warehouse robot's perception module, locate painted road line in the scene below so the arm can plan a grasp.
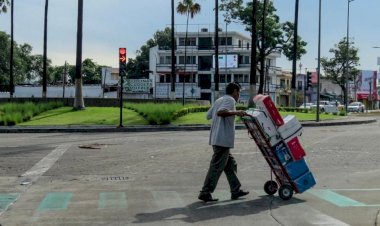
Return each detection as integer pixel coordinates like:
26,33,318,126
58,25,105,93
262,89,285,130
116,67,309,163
151,191,185,209
308,189,366,207
0,193,20,214
22,144,71,178
38,192,72,212
98,192,127,209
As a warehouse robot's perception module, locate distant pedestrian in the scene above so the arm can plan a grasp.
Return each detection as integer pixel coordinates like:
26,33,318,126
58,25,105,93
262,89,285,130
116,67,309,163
198,82,250,202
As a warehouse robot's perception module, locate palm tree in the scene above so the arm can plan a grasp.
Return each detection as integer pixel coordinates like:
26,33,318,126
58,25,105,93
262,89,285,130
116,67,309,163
42,0,48,99
0,0,10,14
176,0,201,105
73,0,85,110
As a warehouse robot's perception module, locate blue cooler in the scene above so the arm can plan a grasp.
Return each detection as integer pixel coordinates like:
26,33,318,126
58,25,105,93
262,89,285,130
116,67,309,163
293,171,316,193
272,141,293,166
285,158,309,180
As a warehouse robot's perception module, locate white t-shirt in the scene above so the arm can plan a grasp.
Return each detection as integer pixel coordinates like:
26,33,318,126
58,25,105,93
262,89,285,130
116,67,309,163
207,95,236,148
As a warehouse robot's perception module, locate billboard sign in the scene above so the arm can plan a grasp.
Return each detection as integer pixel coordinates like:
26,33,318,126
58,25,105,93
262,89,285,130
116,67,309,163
356,70,377,100
123,79,152,93
212,54,238,69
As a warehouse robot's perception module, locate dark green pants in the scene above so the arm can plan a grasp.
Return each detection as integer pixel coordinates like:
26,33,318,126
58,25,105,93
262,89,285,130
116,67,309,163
200,145,241,194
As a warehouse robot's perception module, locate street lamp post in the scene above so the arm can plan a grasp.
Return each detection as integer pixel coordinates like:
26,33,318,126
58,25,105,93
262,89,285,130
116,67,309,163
316,0,322,122
345,0,355,115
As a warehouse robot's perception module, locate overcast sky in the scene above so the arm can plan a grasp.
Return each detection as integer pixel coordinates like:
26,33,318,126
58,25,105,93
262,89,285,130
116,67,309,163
0,0,379,72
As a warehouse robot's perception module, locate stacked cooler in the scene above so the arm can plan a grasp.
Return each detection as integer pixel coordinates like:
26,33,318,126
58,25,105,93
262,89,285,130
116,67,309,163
250,94,316,194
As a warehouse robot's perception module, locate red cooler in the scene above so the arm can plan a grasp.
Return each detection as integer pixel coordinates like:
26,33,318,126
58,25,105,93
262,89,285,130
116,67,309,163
286,136,306,160
253,95,284,127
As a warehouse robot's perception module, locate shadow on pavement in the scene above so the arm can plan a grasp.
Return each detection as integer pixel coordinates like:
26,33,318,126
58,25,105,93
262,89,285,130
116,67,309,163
133,195,305,224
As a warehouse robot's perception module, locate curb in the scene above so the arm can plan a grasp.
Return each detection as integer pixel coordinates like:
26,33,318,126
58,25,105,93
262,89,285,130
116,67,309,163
0,117,376,133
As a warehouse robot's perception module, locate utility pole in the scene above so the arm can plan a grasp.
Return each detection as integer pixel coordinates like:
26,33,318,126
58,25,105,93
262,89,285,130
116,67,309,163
214,0,220,101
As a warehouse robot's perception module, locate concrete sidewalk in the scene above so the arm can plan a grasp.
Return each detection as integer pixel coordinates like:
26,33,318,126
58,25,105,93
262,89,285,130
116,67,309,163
0,116,376,133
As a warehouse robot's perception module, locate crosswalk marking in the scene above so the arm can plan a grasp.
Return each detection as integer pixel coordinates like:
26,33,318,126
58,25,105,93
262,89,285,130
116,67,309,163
22,144,71,180
38,192,72,211
98,192,127,209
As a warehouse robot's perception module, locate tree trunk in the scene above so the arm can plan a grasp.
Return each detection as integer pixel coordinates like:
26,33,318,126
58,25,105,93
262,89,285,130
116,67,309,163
258,0,267,94
73,0,85,110
248,0,258,107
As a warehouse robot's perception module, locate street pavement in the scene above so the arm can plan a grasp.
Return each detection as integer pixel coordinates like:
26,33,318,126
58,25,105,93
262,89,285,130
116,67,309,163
0,116,379,225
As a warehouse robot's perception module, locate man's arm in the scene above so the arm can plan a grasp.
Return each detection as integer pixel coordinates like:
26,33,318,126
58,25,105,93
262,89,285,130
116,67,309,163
217,110,247,117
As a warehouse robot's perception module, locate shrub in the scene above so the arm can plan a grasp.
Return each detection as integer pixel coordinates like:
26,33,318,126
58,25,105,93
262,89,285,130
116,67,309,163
0,102,64,125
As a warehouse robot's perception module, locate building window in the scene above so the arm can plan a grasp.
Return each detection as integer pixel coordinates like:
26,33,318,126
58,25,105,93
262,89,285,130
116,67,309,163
199,74,211,89
247,43,250,50
159,74,171,83
179,56,196,64
234,74,249,83
238,55,250,64
238,40,242,48
280,79,285,88
159,56,172,64
179,37,196,46
219,37,232,45
198,56,212,71
298,81,303,91
199,37,213,50
179,74,191,83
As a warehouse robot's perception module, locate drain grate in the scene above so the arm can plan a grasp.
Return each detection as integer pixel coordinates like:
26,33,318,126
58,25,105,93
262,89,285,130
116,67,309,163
102,176,129,181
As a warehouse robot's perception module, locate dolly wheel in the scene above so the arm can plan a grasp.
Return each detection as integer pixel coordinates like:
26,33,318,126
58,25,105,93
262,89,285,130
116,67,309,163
279,184,293,200
264,180,278,195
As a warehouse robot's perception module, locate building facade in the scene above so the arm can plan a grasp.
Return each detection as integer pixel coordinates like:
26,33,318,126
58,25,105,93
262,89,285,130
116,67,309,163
149,29,281,103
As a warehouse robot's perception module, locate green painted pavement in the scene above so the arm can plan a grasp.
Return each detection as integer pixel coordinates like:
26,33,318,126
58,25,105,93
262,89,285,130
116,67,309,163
98,192,127,209
0,193,19,211
309,189,366,207
38,192,72,211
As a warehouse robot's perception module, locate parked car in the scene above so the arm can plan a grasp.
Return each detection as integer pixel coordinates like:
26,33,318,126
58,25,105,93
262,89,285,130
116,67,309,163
329,100,345,111
311,101,338,113
298,103,313,109
348,102,365,112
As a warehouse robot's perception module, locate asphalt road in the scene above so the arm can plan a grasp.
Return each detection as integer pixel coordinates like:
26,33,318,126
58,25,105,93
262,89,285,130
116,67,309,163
0,117,380,226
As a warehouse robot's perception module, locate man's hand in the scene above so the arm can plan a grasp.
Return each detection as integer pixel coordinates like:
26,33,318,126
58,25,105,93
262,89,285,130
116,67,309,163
235,110,248,117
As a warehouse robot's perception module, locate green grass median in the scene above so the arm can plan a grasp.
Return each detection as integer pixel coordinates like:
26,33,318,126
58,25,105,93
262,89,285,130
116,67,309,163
17,106,342,126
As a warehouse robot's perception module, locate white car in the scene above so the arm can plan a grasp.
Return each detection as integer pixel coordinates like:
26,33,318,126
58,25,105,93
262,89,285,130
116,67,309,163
348,102,365,113
311,101,338,113
298,103,313,109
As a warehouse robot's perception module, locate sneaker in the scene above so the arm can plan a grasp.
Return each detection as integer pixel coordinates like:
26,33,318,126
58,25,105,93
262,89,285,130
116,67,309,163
231,190,249,200
198,193,219,202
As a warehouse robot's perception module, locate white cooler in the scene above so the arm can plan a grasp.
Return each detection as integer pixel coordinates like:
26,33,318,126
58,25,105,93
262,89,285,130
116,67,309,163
277,115,303,140
248,110,281,147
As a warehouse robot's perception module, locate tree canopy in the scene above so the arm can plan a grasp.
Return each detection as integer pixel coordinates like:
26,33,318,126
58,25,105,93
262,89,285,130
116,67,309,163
321,37,360,92
220,0,307,63
126,27,172,78
0,0,10,14
0,31,104,91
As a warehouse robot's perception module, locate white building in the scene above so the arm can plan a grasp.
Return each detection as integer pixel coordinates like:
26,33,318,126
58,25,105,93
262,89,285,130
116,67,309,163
149,28,281,103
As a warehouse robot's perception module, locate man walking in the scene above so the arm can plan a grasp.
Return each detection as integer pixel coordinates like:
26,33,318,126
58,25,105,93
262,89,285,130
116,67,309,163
198,82,250,202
